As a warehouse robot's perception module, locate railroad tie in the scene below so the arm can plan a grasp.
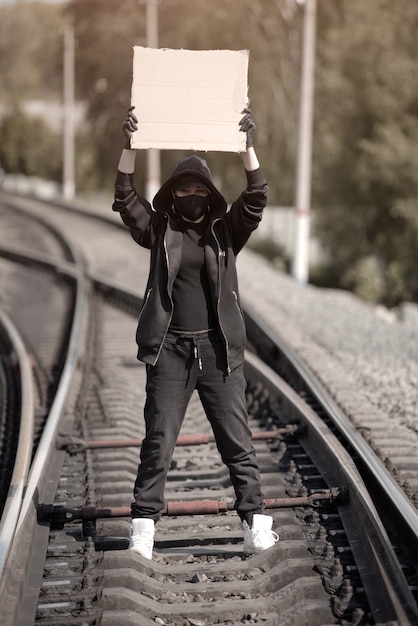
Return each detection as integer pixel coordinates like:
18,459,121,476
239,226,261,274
55,423,302,454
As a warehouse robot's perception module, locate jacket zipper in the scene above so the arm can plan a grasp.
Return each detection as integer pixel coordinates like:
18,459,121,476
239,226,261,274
211,218,231,374
153,219,173,366
232,290,245,325
137,287,152,324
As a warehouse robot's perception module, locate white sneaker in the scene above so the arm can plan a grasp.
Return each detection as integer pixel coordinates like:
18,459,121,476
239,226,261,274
243,514,279,553
128,518,155,559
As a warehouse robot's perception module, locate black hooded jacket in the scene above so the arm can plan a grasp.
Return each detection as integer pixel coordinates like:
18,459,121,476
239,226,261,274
112,155,268,373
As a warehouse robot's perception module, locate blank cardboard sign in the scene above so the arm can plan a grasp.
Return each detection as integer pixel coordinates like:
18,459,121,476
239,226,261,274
130,47,249,152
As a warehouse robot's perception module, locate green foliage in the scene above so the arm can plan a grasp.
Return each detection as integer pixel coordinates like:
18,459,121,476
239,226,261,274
74,124,100,193
248,236,289,273
0,108,97,193
313,0,418,305
0,108,62,181
0,2,63,102
65,0,301,199
0,0,417,304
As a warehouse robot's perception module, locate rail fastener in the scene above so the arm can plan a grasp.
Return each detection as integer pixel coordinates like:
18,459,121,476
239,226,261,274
56,424,301,455
37,488,346,538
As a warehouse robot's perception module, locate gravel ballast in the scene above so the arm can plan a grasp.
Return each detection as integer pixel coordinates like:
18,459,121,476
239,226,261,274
237,250,418,437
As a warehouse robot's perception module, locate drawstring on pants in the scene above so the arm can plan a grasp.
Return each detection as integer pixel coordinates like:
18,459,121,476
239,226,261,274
194,345,203,370
172,332,211,372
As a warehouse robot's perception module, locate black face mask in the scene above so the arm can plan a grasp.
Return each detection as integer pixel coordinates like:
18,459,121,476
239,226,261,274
173,195,210,221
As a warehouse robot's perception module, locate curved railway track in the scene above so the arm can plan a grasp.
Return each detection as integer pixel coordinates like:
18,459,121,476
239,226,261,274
0,192,417,625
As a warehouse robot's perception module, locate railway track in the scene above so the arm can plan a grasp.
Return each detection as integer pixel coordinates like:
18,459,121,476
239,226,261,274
0,193,417,625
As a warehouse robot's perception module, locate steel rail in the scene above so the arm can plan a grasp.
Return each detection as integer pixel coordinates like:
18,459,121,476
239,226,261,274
1,200,417,622
0,192,97,259
75,272,417,622
0,310,35,578
243,298,418,545
244,348,418,624
0,242,81,279
0,243,90,626
16,263,87,530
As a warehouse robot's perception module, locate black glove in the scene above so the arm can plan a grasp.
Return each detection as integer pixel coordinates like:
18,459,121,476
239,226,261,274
239,107,256,148
122,105,138,148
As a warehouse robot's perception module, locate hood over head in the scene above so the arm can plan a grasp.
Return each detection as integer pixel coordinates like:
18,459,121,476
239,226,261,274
153,156,227,216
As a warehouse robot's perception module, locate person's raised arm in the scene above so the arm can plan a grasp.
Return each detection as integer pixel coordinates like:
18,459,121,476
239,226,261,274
113,106,153,242
227,106,267,252
118,105,138,174
113,105,141,212
239,107,260,172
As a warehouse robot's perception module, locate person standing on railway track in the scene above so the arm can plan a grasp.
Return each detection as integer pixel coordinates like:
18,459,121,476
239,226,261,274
112,103,279,559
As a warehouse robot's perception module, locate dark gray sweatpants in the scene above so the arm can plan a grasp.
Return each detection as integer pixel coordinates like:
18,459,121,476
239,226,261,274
131,329,265,524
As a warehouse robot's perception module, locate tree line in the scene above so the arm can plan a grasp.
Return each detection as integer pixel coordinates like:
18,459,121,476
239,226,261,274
0,0,417,307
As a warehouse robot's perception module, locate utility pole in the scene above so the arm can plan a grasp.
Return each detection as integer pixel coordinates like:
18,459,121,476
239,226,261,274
292,0,317,284
63,24,75,200
139,0,161,202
